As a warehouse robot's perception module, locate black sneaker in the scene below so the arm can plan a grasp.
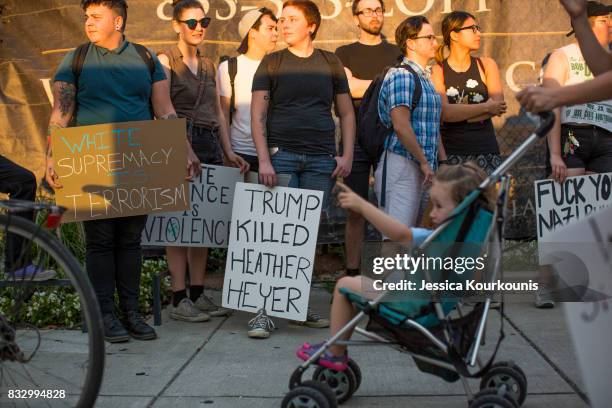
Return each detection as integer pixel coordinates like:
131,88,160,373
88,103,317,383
102,313,130,343
122,311,157,340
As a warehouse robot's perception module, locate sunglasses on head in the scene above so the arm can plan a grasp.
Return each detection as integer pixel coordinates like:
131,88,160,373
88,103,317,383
179,17,211,30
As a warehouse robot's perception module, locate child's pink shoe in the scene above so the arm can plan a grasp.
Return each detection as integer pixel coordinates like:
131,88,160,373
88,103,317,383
296,342,348,371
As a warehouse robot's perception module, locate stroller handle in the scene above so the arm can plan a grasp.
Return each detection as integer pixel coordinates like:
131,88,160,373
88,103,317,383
535,111,555,138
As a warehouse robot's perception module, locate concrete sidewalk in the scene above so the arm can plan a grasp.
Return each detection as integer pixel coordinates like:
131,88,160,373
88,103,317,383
89,287,589,408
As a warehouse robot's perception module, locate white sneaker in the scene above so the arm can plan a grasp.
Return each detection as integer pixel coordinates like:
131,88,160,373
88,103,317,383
535,285,555,309
194,294,231,317
247,308,275,339
168,298,210,322
291,308,330,328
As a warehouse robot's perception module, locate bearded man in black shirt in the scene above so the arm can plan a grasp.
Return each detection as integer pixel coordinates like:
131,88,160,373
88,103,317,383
335,0,402,277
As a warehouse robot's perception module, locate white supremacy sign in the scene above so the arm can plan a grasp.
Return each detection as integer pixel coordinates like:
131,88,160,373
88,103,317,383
222,183,323,321
142,165,242,247
535,173,612,262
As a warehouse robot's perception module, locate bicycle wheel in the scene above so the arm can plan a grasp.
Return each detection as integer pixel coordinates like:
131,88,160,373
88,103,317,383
0,213,105,407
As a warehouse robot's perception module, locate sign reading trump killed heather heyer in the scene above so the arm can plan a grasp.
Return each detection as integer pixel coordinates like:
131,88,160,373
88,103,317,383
222,183,323,321
51,119,189,222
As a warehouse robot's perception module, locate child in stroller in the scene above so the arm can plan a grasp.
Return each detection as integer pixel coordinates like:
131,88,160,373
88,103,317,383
297,162,494,371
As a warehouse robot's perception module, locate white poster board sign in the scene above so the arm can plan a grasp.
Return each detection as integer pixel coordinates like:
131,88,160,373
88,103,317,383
534,172,612,263
222,183,323,321
142,165,242,247
543,207,612,408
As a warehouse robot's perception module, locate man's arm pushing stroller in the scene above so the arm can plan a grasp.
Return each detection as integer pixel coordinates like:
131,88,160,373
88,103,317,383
282,112,555,408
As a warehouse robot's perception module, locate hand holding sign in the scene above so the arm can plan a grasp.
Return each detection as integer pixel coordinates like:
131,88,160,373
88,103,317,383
223,183,323,321
45,156,63,189
224,152,250,174
186,141,202,181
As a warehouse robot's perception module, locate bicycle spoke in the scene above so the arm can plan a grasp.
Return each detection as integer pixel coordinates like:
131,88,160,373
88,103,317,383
1,210,104,408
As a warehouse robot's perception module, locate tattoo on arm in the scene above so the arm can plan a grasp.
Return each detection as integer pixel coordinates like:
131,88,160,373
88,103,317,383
259,114,267,138
58,82,76,116
47,122,65,156
159,113,178,120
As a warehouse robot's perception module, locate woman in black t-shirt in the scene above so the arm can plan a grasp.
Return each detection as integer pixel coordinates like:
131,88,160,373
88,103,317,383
251,0,355,190
431,11,507,174
250,0,355,334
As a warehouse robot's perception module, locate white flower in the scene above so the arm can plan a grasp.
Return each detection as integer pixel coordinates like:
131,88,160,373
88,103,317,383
466,79,479,89
446,87,459,97
472,93,484,103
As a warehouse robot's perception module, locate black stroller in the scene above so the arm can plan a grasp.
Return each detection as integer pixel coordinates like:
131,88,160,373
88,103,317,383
282,112,555,408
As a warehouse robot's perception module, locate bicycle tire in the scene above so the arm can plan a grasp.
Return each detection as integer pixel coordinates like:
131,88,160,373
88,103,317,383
0,213,105,407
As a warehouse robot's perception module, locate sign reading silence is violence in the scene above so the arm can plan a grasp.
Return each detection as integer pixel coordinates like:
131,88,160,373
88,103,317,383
51,119,189,222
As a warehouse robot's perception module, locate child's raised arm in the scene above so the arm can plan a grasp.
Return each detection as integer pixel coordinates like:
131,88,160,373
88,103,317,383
335,182,413,246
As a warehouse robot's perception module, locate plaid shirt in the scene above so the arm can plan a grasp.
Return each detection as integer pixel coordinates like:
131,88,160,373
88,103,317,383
378,58,442,169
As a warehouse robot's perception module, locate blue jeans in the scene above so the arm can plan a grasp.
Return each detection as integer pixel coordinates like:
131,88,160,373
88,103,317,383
271,148,336,215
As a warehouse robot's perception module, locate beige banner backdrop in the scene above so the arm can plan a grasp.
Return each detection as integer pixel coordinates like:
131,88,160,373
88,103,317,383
0,0,586,237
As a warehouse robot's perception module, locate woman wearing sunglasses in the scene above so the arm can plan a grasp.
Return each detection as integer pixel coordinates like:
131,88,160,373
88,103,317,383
431,11,506,174
158,0,248,323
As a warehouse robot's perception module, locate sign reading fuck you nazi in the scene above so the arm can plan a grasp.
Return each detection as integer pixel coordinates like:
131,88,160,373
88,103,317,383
51,119,189,222
223,183,323,321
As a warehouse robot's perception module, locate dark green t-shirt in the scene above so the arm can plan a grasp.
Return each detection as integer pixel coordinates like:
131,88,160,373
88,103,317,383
53,40,166,126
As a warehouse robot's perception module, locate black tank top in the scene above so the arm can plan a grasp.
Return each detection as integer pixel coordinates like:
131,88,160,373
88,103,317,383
440,57,499,155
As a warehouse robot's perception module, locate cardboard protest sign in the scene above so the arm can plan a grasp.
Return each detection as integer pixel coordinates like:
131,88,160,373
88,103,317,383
222,183,323,321
535,173,612,263
542,207,612,408
51,119,189,222
142,165,242,247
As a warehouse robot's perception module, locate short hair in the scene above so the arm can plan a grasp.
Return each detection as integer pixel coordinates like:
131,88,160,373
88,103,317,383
171,0,205,21
252,7,278,31
351,0,385,16
81,0,128,32
242,7,278,53
395,15,429,56
283,0,321,40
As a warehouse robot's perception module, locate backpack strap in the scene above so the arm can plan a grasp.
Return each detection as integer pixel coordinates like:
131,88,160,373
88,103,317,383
400,63,423,113
132,43,156,77
268,51,284,102
318,49,341,92
71,42,91,85
69,42,91,126
380,63,423,209
228,56,238,125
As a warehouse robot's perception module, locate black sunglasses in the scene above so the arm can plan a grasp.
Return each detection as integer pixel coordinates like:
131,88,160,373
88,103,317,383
454,24,481,34
179,17,211,30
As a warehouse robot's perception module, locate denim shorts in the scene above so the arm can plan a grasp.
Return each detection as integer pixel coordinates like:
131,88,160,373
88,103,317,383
270,147,337,214
189,125,223,165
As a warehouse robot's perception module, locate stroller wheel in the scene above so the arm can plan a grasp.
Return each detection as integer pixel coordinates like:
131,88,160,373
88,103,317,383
282,380,338,408
312,365,357,403
490,361,527,383
480,366,527,406
473,388,518,408
469,389,517,408
347,359,363,390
